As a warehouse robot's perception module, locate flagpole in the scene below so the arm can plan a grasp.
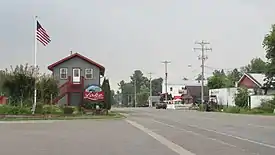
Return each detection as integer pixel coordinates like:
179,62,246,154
32,16,38,114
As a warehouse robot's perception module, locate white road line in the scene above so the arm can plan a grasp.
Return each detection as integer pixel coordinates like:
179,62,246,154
152,119,259,155
152,119,237,148
187,124,275,149
126,119,196,155
247,123,275,130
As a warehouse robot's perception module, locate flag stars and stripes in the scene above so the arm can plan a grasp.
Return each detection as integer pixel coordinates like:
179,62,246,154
36,21,51,46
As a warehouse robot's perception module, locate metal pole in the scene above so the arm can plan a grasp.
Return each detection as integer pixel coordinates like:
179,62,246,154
162,61,171,102
194,41,212,107
32,16,38,114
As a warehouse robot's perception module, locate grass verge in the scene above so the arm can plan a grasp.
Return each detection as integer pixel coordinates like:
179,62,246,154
0,112,125,121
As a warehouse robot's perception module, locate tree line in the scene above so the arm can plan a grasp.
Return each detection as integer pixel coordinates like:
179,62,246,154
117,70,163,106
206,57,266,90
206,24,275,91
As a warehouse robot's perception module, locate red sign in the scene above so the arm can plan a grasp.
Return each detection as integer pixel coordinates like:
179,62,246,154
84,91,104,101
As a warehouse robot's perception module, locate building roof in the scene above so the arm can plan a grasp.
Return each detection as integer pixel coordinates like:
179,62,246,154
238,73,265,87
48,53,105,75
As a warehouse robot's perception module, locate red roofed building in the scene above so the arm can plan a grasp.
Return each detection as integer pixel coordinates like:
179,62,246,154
48,52,105,106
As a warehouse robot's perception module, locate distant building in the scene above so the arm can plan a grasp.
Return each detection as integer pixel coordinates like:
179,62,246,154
237,73,275,95
162,81,208,103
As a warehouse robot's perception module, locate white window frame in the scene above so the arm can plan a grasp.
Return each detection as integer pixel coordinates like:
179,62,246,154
85,68,94,79
60,68,68,79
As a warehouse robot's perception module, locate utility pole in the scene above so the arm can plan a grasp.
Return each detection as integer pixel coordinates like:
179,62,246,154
148,72,153,107
161,61,171,102
194,40,212,107
134,79,137,107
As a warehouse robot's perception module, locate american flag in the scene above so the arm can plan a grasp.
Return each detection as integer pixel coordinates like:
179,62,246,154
36,21,51,46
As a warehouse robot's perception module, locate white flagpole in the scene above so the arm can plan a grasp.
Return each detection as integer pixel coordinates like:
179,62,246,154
32,16,38,114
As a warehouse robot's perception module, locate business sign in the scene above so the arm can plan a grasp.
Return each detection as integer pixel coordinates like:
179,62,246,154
83,85,104,101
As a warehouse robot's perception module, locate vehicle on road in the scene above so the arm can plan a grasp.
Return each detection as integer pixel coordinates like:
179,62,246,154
156,102,167,109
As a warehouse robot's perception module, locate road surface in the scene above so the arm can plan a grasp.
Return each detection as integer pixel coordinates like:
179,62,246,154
0,108,275,155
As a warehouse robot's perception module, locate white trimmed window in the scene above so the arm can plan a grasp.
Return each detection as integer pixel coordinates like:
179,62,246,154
60,68,68,79
85,68,93,79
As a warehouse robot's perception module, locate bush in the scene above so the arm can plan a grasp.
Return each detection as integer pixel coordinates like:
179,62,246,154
259,99,275,113
234,88,249,108
63,106,74,114
35,103,44,114
247,108,265,114
224,106,241,113
82,100,104,110
0,105,32,115
42,105,63,114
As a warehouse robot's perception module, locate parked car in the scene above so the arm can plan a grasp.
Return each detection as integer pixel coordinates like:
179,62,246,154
156,102,167,109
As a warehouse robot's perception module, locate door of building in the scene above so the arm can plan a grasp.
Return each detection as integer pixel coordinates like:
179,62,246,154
72,68,81,83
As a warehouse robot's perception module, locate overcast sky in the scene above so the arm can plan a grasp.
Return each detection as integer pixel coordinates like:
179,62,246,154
0,0,275,91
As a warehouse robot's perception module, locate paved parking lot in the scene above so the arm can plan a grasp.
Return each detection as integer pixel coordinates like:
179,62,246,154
0,119,178,155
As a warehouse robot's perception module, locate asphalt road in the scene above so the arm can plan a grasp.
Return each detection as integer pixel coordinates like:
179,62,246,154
120,108,275,155
0,108,275,155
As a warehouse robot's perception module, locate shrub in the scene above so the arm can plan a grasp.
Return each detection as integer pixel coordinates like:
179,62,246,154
259,99,275,113
42,105,63,114
63,106,74,114
247,108,265,114
224,106,241,113
234,88,249,108
0,105,32,115
34,103,44,114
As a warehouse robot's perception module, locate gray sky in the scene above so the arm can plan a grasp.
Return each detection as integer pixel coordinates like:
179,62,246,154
1,0,275,91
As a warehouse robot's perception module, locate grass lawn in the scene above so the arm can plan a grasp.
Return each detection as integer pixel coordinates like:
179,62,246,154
0,112,125,121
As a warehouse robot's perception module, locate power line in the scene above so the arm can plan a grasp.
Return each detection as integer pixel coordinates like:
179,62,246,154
194,40,212,105
161,61,171,101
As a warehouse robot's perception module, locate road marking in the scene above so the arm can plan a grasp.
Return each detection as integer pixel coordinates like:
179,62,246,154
247,123,275,130
152,119,260,155
187,124,275,149
126,119,196,155
152,119,237,148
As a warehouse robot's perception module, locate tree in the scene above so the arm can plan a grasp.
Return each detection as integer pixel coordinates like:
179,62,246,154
0,64,58,105
3,64,35,104
105,79,112,110
151,78,163,96
234,87,249,108
207,75,226,89
207,69,228,89
130,70,148,93
263,24,275,90
102,78,111,111
36,74,58,104
226,68,242,87
240,58,266,73
118,80,134,106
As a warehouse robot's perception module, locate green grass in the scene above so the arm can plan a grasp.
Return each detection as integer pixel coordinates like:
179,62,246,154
0,112,125,121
